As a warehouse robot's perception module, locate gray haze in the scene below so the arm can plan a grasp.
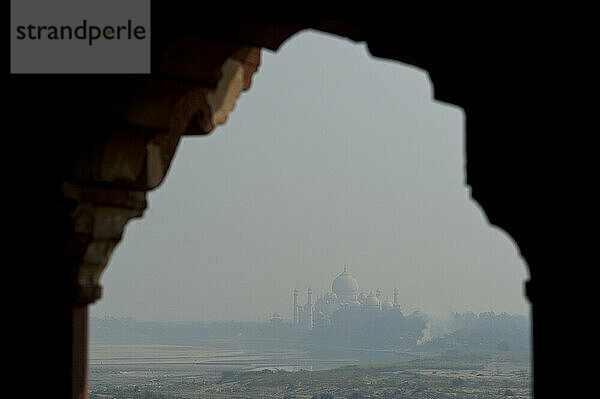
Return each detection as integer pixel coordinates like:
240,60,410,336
91,31,530,322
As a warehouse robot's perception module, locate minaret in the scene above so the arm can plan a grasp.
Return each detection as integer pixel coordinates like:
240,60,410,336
307,287,313,330
393,287,399,307
293,289,298,325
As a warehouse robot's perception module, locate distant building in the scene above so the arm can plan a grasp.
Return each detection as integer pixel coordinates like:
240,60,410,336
270,312,282,324
292,265,401,330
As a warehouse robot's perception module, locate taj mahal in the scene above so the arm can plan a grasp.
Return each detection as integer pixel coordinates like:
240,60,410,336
288,265,401,330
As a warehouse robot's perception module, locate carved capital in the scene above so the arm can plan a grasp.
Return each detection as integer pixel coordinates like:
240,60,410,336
105,39,261,140
61,182,146,304
57,40,261,304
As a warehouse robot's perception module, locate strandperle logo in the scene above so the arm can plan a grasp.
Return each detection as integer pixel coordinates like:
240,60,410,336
11,0,150,73
15,19,147,46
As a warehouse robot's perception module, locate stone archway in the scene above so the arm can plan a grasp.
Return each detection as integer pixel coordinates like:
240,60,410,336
11,12,567,399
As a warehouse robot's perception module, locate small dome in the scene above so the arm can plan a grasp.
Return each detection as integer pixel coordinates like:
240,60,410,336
382,298,394,310
366,291,380,307
270,313,282,323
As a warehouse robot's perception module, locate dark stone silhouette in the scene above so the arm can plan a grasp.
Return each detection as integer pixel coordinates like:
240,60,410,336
10,8,581,398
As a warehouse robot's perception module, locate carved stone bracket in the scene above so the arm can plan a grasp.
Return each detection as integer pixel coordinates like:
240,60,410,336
58,41,261,305
61,183,147,305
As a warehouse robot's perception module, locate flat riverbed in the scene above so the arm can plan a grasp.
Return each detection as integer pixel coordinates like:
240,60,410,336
89,342,360,393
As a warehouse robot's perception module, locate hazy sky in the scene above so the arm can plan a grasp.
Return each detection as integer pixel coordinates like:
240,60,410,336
90,31,530,322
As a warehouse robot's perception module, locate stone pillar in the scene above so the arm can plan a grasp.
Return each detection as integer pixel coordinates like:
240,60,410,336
71,306,88,399
6,41,261,398
50,43,261,399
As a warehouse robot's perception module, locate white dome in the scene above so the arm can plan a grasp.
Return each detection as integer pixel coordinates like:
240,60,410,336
332,268,359,301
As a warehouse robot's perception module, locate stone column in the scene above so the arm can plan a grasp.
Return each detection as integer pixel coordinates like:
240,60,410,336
52,43,261,399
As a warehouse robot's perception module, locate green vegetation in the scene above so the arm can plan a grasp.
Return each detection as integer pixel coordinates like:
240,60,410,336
90,391,181,399
208,351,530,398
343,359,484,372
90,350,531,398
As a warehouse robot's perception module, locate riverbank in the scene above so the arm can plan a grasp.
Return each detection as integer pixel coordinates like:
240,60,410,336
89,343,530,398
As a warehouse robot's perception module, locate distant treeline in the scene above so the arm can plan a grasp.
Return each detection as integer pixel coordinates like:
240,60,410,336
310,310,429,348
420,311,531,352
90,317,277,346
90,310,530,353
